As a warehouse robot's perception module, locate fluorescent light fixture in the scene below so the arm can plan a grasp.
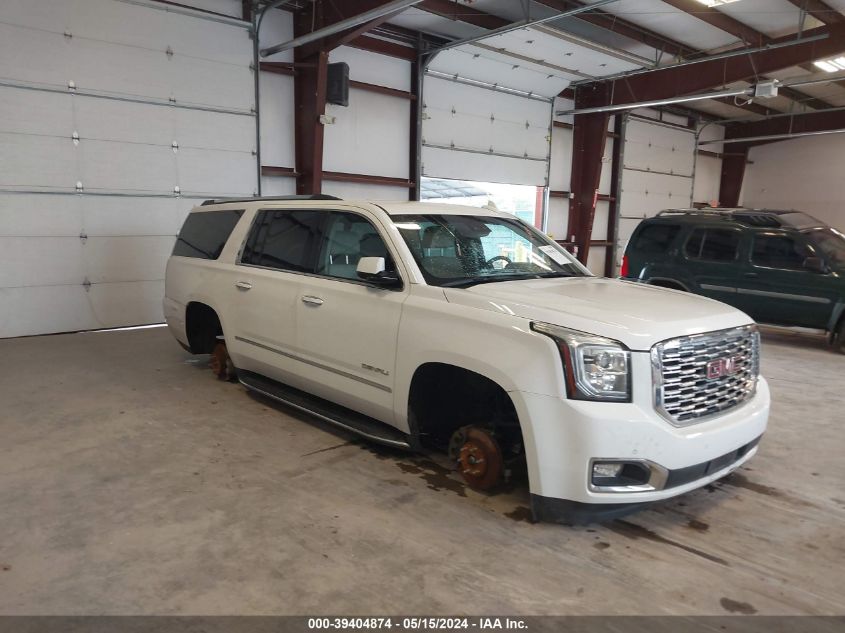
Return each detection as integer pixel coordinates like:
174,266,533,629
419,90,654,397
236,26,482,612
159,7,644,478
814,57,845,72
697,0,742,6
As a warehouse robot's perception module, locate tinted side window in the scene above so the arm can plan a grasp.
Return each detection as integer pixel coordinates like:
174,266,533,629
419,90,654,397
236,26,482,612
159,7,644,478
632,223,681,254
173,209,244,259
242,210,323,272
752,234,810,270
315,212,395,281
685,228,738,262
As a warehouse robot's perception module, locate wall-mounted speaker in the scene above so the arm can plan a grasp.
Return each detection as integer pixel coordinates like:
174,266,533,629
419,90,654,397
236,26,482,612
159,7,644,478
327,62,349,107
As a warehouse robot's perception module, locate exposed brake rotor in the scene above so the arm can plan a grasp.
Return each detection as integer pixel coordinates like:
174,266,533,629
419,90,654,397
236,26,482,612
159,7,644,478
454,426,504,491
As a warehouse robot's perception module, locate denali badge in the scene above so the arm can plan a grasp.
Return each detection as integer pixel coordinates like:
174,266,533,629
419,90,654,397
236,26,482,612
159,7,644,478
362,363,390,376
706,356,739,380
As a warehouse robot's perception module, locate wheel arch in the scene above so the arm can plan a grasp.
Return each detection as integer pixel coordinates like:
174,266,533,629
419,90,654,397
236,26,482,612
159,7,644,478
184,300,225,354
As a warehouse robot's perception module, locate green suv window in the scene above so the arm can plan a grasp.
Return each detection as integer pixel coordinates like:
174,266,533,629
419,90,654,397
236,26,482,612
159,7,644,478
684,228,739,262
632,223,680,254
751,234,811,270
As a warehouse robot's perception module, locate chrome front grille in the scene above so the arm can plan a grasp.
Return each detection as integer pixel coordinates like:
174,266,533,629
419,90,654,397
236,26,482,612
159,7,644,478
652,325,760,426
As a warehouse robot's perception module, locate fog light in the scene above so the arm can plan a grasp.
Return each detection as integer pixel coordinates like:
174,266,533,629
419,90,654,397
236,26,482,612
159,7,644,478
593,462,623,478
590,460,656,490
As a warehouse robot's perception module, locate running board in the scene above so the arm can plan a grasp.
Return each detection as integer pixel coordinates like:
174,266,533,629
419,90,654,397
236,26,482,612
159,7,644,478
238,370,412,449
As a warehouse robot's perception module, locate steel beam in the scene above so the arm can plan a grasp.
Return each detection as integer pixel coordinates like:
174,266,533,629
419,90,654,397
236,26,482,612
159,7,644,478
605,113,625,276
293,45,329,194
580,23,845,108
409,51,423,201
723,108,845,147
719,148,749,207
567,105,611,265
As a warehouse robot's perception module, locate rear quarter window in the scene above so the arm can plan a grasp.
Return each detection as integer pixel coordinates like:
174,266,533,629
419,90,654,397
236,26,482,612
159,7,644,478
631,223,681,254
684,227,739,262
173,209,244,260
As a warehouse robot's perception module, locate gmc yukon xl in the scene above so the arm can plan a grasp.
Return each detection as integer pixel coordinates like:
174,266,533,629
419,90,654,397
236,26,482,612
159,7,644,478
164,195,770,524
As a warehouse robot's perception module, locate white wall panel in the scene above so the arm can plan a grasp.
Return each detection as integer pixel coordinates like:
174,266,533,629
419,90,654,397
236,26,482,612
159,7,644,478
324,88,410,179
620,170,693,220
615,117,695,275
261,177,297,197
422,146,548,187
0,134,77,191
586,246,606,275
177,148,257,196
549,126,572,191
322,182,409,201
1,281,166,339
546,198,569,241
259,72,296,169
330,46,411,91
0,194,189,238
0,0,255,337
428,48,570,98
743,134,845,232
693,154,722,205
624,118,695,176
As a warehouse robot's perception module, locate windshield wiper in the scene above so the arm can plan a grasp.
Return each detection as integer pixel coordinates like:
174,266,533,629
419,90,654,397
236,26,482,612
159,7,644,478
440,274,540,288
535,271,578,279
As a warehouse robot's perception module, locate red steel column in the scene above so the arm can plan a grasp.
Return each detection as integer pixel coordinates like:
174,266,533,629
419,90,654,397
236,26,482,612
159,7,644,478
719,145,750,207
568,111,610,264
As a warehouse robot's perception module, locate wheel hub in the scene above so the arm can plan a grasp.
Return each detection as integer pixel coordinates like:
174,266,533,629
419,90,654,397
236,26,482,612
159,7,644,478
455,427,503,491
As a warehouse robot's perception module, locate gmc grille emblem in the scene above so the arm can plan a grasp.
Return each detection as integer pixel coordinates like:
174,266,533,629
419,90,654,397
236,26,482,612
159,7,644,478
706,356,740,380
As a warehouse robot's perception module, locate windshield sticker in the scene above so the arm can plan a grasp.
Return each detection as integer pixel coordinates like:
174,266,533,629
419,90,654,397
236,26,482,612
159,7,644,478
539,245,568,266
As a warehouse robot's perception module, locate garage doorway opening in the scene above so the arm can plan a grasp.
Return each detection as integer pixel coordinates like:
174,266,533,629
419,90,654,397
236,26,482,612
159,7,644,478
421,177,545,229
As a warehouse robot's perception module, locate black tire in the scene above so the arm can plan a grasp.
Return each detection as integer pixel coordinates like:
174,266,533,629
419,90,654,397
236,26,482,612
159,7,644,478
836,320,845,355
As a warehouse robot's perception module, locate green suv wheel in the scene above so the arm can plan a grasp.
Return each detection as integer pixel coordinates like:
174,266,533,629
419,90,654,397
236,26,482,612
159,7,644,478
836,320,845,355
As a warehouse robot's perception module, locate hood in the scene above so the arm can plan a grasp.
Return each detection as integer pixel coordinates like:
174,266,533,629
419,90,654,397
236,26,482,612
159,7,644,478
444,277,753,351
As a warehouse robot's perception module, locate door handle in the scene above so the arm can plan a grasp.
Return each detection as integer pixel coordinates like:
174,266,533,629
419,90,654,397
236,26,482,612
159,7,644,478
743,272,758,278
301,295,324,306
235,281,253,290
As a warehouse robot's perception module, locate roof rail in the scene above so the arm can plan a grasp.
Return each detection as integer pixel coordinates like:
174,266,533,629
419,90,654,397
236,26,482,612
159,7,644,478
656,209,734,217
655,208,791,227
200,194,342,206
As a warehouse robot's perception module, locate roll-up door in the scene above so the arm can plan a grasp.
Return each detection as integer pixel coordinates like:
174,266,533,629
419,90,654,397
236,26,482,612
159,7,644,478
0,0,256,338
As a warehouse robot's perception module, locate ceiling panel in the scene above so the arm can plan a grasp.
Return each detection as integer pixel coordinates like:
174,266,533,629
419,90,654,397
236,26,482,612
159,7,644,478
427,46,574,96
716,0,823,38
792,82,845,106
388,8,482,40
582,0,739,51
479,26,644,78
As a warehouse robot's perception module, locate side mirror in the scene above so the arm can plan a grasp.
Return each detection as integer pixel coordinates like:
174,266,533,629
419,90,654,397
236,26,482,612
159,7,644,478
357,256,401,288
803,256,828,273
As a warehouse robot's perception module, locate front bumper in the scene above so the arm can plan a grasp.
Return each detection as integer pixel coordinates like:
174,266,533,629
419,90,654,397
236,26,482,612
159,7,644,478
512,365,770,523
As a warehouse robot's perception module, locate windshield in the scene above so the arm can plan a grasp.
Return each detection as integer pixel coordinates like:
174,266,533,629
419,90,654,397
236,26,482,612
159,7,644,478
805,227,845,266
392,213,591,288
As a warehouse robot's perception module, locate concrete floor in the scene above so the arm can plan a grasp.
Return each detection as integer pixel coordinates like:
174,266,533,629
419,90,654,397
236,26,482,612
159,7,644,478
0,326,843,616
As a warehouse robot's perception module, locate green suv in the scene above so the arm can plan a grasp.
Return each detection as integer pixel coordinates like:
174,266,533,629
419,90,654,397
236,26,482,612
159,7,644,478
621,208,845,352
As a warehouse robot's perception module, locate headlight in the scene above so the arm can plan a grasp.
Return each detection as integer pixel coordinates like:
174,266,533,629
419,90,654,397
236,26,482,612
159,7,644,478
531,322,631,402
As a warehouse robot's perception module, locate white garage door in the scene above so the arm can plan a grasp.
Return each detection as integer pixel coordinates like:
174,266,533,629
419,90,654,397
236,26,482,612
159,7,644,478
0,0,256,338
615,114,696,270
421,30,577,188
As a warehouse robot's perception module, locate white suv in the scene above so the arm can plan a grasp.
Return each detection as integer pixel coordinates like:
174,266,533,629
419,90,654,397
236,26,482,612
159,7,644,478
164,195,770,524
